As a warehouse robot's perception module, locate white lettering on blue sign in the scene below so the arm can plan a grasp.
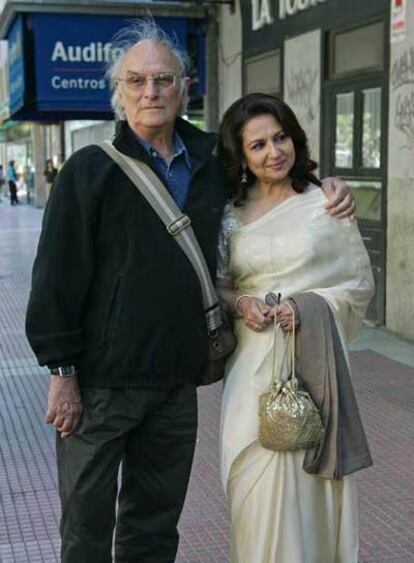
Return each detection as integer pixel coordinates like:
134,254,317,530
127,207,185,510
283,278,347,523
51,41,122,63
51,76,106,90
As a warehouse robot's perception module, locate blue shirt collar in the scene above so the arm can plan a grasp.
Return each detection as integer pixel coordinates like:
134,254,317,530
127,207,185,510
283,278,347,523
134,131,191,169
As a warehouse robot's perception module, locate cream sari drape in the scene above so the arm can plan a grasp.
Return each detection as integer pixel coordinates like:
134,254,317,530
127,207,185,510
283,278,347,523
219,186,374,563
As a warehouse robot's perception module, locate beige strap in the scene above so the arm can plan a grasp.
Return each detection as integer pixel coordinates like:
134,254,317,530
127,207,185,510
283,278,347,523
271,300,296,387
99,140,221,331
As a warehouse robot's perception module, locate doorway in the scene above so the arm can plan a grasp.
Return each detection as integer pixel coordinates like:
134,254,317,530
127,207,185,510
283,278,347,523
322,19,387,323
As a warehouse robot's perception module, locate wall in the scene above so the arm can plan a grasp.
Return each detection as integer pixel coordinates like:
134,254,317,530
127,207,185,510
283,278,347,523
386,0,414,340
66,120,114,156
218,2,242,119
284,29,321,166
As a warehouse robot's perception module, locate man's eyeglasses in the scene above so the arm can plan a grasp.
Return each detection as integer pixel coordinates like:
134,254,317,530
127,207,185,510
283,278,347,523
117,72,181,91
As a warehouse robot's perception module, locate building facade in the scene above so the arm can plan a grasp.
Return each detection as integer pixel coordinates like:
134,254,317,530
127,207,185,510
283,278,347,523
218,0,414,341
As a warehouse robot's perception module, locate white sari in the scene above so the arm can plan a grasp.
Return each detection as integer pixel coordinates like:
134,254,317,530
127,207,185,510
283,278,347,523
218,185,374,563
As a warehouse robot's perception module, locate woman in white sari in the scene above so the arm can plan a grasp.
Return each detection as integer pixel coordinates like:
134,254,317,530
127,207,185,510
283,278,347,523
217,94,374,563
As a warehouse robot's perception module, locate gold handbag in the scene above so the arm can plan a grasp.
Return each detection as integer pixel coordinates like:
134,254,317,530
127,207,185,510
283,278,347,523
258,302,324,452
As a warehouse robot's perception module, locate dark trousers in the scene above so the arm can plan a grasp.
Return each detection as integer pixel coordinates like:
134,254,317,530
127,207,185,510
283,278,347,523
56,384,198,563
9,181,18,205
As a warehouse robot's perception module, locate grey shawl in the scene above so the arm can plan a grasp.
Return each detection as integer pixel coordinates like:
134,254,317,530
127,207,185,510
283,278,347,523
293,292,372,479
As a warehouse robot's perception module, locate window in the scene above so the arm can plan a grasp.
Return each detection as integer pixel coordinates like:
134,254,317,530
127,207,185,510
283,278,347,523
362,87,381,169
335,92,354,168
330,21,384,78
347,180,382,222
330,84,383,174
244,50,281,96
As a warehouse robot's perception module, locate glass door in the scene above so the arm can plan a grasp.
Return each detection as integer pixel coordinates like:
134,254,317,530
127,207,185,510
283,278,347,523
324,80,386,323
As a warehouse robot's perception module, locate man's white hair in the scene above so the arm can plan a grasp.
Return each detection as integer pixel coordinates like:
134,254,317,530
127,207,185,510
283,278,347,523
106,19,191,119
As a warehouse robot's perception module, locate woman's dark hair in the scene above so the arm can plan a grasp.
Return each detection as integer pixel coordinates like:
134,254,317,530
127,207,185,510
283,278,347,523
218,93,321,205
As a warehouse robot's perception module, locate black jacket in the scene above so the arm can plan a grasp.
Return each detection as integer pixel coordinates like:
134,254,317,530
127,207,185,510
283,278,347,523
26,119,227,388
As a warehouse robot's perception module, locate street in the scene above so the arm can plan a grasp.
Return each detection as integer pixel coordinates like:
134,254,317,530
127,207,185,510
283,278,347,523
0,202,413,563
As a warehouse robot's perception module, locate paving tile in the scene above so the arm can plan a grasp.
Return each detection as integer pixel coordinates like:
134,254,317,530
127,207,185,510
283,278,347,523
0,203,413,562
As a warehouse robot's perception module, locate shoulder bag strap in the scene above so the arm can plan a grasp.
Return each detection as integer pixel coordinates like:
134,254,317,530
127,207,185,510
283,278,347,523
99,140,221,330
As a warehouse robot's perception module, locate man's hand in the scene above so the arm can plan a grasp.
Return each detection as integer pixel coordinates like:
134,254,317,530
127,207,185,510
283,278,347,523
321,177,356,220
45,375,83,438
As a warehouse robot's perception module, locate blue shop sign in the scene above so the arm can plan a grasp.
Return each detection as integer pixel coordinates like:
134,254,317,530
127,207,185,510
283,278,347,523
8,12,205,119
8,15,25,114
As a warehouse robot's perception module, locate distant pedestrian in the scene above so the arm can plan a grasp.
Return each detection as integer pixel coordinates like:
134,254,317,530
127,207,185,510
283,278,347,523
44,159,58,198
7,160,18,205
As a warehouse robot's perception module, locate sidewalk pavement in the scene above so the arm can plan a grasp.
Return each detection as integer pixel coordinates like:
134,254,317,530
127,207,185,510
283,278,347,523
0,202,413,563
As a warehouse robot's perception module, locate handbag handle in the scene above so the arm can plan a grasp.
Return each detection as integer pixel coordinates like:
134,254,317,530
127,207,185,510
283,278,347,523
270,300,297,387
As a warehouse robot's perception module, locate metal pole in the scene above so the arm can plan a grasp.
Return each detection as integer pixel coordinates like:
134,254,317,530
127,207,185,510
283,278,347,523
32,123,47,208
59,120,66,165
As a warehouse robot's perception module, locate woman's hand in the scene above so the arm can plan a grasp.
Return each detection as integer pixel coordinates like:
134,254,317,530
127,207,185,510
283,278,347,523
276,301,296,332
236,296,273,332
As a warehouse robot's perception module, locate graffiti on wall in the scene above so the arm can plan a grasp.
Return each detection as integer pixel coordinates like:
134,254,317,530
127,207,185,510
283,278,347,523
285,68,319,121
391,46,414,149
284,29,321,161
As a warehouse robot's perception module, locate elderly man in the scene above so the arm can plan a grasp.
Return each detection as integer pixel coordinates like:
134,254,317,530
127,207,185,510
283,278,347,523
26,20,354,563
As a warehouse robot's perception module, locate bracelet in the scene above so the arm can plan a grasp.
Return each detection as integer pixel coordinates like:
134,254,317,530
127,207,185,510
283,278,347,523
234,294,251,317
